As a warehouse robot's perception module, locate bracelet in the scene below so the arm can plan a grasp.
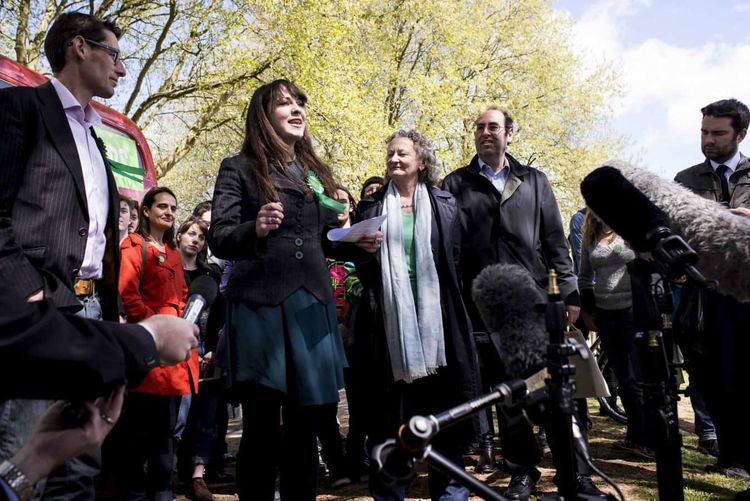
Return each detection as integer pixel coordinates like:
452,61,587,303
0,460,36,501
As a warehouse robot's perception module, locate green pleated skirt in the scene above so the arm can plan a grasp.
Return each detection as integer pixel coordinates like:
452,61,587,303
226,288,347,406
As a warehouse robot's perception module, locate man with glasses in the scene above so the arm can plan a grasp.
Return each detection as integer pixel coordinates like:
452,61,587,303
443,107,603,499
0,11,126,499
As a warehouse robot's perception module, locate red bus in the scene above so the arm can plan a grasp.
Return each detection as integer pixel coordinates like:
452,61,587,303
0,54,157,202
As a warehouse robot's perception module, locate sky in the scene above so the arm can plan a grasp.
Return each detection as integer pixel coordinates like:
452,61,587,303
554,0,750,179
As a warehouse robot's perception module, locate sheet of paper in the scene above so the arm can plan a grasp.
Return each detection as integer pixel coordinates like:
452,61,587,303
327,214,387,242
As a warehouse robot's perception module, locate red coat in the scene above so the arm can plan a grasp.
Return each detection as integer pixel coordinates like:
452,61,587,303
119,233,198,395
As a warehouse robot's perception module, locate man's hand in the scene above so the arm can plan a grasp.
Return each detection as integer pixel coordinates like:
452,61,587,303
566,305,581,326
9,385,125,485
26,289,43,302
581,311,597,332
730,207,750,219
139,315,198,365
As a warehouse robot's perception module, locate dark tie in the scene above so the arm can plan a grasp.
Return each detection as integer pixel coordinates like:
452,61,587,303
716,164,730,203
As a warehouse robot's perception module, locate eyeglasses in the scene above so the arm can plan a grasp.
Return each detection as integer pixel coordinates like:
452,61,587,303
475,123,506,134
83,38,121,64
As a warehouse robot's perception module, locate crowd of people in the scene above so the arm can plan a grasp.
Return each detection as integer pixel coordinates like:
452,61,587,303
1,10,749,501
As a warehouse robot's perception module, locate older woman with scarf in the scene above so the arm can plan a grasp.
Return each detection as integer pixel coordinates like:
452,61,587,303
352,130,480,501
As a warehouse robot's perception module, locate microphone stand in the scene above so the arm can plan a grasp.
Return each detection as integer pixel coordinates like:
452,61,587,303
373,269,623,500
372,377,547,500
543,270,580,500
628,256,684,501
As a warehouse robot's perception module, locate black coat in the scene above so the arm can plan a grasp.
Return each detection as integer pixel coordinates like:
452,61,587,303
208,154,341,306
443,154,578,329
352,185,481,413
0,287,158,401
0,82,121,319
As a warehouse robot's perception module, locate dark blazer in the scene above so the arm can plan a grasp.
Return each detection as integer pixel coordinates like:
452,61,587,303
208,154,341,306
674,155,750,385
352,185,480,407
674,154,750,208
0,287,158,401
0,82,121,319
442,154,578,329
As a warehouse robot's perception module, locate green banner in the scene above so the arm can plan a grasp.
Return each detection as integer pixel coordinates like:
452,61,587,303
93,126,144,191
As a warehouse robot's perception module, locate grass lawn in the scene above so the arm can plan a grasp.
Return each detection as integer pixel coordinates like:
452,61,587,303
313,398,750,500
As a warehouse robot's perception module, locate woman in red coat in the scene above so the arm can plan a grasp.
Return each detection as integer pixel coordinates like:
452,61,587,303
112,186,198,500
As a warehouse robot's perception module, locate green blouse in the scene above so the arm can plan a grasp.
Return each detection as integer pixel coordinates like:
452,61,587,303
402,211,417,300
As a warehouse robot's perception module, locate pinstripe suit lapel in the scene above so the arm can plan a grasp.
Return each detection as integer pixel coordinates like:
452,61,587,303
36,82,88,211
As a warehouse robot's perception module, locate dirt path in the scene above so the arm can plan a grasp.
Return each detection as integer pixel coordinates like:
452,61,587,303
177,392,749,500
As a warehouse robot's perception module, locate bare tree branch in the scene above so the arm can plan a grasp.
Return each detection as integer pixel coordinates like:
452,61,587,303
122,0,176,115
131,55,276,125
157,86,237,178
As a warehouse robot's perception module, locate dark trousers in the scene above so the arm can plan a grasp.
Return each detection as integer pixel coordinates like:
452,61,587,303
476,333,593,481
343,364,370,475
541,400,594,486
500,399,593,481
596,307,647,445
105,392,180,501
689,292,750,471
177,382,220,479
474,336,542,470
367,373,471,501
236,383,322,501
209,391,230,467
317,402,346,474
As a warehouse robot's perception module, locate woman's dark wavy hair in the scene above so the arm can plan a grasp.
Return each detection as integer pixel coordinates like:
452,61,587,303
176,216,209,263
240,79,337,202
136,187,178,248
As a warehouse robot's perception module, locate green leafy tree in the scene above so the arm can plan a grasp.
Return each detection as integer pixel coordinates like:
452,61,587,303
2,0,620,222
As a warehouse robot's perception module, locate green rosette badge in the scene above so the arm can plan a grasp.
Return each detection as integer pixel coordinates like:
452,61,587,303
306,171,346,214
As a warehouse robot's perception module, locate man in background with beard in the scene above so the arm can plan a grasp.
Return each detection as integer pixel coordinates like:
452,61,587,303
674,99,750,495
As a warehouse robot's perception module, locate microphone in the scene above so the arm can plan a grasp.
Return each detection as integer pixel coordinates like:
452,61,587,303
372,369,549,488
581,165,708,284
580,166,671,252
472,263,548,379
182,276,218,324
582,161,750,302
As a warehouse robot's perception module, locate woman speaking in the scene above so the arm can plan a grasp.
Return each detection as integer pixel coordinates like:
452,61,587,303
208,80,347,501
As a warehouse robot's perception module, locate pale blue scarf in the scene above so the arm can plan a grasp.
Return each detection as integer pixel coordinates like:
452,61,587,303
379,182,446,383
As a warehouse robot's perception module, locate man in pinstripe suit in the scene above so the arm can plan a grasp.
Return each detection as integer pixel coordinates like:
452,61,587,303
0,12,126,499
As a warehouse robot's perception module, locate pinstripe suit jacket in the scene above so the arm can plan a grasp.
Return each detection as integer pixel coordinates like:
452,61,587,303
0,82,121,320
